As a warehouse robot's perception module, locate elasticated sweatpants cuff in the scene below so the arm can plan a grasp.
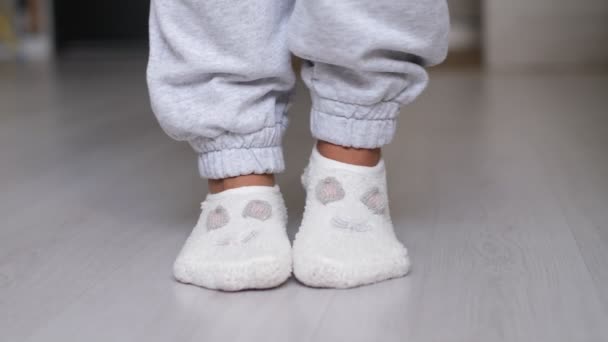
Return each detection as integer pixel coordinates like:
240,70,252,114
309,94,400,149
194,123,286,179
198,146,285,179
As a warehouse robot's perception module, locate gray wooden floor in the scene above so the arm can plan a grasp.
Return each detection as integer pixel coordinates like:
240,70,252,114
2,54,608,342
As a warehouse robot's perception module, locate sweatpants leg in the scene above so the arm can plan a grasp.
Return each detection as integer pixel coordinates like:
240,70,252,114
147,0,295,179
288,0,450,148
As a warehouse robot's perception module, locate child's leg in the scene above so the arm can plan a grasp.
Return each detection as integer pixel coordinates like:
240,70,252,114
316,141,381,167
208,174,276,194
147,0,295,291
289,0,450,288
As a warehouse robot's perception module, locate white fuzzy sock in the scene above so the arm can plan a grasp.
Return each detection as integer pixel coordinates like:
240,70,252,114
293,147,410,288
173,185,292,291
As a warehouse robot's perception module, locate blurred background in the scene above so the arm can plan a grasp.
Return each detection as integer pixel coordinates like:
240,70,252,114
1,1,608,342
1,0,607,68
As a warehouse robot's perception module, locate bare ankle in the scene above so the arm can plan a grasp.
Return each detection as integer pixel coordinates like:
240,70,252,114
208,179,225,194
208,174,275,194
316,140,381,167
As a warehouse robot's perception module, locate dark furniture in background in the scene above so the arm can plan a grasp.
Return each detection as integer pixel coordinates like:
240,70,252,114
53,0,150,51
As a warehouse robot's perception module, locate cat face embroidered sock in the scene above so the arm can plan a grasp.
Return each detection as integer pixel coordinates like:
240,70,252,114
173,185,292,291
293,147,410,288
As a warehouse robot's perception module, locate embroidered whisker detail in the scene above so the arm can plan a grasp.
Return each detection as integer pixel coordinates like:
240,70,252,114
240,230,259,243
331,217,372,232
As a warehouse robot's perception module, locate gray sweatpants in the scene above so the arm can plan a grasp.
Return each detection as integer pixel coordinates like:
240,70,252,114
147,0,449,179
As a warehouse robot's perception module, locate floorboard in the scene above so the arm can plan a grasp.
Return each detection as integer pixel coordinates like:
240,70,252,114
1,57,607,341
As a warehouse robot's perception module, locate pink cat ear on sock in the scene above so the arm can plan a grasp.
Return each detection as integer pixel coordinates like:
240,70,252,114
242,200,272,221
207,205,230,230
316,177,345,204
361,187,386,215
